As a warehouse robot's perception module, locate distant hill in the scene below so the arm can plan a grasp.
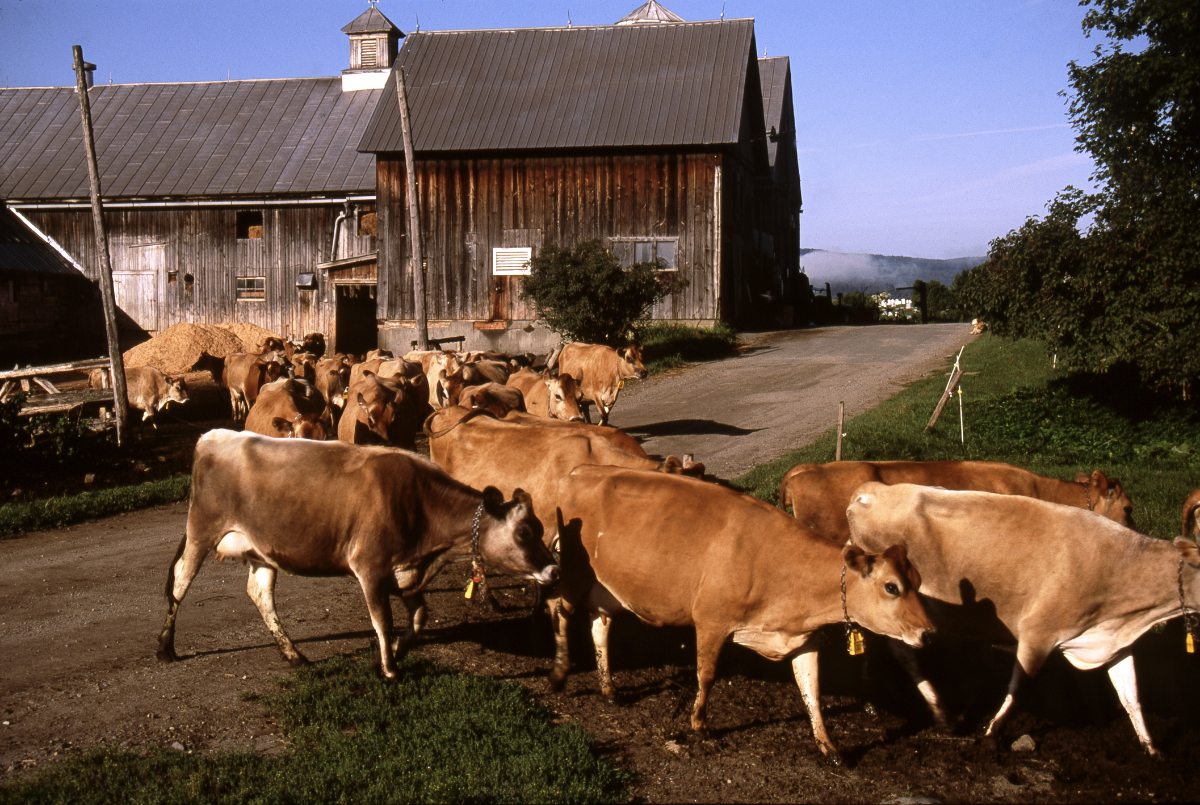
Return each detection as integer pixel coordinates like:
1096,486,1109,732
799,249,987,298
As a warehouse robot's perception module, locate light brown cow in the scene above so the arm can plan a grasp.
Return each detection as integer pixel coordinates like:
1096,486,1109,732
459,382,526,418
90,365,189,435
501,410,649,458
557,342,647,425
846,482,1200,756
298,332,326,358
289,352,317,383
222,351,285,421
313,355,351,412
338,371,431,450
780,460,1134,541
505,367,584,421
426,407,697,539
550,465,932,762
244,378,332,440
405,349,462,409
1183,489,1200,538
156,430,558,679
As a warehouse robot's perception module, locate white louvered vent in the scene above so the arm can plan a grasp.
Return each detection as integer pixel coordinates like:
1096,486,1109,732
360,39,378,67
492,247,532,276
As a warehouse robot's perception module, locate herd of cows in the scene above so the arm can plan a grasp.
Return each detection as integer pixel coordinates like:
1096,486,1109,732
112,331,1200,767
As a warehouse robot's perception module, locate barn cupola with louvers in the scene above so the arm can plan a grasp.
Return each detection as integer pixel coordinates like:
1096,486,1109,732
342,3,404,91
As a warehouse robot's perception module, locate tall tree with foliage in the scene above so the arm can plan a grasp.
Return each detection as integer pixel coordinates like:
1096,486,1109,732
519,240,685,346
960,0,1200,395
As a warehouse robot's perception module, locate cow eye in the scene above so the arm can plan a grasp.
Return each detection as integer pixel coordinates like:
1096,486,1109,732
884,582,899,597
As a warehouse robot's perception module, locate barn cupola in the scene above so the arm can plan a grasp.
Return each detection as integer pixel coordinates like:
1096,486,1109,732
341,2,404,91
615,1,686,24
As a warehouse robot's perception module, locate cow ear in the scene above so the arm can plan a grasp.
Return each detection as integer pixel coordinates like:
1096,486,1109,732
511,488,534,507
481,486,506,517
1176,538,1200,568
271,416,291,434
842,544,875,577
659,456,684,474
1092,470,1111,494
1074,472,1091,483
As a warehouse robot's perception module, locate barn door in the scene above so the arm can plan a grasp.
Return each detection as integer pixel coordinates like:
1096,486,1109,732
113,244,164,333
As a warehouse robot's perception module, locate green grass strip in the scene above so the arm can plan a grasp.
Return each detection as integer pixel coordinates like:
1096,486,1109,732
639,321,740,376
732,334,1200,540
0,476,191,539
0,653,632,805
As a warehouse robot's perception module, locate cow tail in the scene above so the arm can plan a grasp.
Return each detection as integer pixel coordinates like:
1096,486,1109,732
164,535,188,602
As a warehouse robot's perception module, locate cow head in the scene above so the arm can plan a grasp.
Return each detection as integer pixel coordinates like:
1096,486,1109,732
1182,490,1200,539
618,345,648,380
300,332,326,358
164,376,189,406
290,353,317,383
477,486,560,586
545,370,585,422
355,371,399,442
841,542,933,649
1075,470,1135,529
271,412,328,440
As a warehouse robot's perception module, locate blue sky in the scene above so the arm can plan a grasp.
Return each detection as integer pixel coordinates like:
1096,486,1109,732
0,0,1102,259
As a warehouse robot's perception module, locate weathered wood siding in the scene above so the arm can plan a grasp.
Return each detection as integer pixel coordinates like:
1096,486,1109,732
24,205,376,341
377,153,726,324
0,271,103,364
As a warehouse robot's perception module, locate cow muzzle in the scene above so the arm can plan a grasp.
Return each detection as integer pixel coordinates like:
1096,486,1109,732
534,564,560,587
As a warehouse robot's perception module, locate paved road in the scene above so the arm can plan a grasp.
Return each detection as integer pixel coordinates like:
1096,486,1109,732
606,323,977,479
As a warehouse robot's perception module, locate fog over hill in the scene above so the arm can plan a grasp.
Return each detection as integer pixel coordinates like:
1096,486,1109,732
800,249,987,298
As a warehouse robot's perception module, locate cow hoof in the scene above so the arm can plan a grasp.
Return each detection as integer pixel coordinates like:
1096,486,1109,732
287,655,311,668
977,735,1000,757
817,749,844,768
863,702,878,717
156,647,177,663
687,729,709,745
547,675,566,693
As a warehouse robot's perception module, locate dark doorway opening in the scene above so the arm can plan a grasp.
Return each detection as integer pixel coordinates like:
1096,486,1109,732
335,284,378,356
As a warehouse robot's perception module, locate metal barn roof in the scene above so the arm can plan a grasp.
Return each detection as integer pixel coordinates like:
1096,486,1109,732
759,56,790,168
0,206,86,276
0,78,380,202
357,19,759,153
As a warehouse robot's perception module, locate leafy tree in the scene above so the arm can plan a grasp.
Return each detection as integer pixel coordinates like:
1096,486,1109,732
519,240,686,346
923,279,959,321
960,0,1200,395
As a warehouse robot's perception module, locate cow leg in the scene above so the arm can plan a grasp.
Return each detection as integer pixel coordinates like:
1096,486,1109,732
389,592,427,661
245,563,308,667
1106,651,1158,756
157,535,208,662
889,639,952,730
791,643,842,764
547,594,572,692
690,626,727,737
591,611,617,703
357,574,398,679
983,643,1048,744
597,403,612,427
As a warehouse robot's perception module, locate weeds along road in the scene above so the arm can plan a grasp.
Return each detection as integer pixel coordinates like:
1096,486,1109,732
610,322,977,479
0,322,976,775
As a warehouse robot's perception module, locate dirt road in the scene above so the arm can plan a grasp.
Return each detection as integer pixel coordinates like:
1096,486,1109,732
4,323,1197,803
610,323,975,477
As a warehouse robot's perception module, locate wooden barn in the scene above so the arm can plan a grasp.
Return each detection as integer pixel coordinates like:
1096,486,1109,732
0,6,400,356
358,2,802,354
0,205,103,365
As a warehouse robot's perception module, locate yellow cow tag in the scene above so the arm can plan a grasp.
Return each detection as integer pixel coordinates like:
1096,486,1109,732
847,628,865,656
464,579,476,600
618,378,625,390
1187,632,1195,654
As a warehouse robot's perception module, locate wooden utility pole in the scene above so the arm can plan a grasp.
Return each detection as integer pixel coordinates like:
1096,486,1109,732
73,45,128,445
835,401,845,461
395,67,427,350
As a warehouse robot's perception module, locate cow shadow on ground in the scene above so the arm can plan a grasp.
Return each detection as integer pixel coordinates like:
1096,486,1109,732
627,419,762,438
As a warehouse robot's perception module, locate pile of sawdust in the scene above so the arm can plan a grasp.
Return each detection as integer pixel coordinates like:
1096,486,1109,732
122,323,282,375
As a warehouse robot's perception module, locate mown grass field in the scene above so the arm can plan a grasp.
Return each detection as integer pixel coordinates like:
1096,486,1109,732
732,333,1200,540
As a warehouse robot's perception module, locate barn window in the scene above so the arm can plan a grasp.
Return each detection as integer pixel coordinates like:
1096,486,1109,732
236,276,266,301
492,247,532,276
610,238,678,271
360,38,378,67
236,210,263,240
357,212,377,237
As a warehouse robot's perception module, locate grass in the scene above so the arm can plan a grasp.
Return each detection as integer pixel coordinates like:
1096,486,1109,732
731,333,1200,540
638,321,740,376
0,652,632,805
0,476,191,539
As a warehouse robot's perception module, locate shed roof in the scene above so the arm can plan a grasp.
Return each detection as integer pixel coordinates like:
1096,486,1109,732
358,18,759,153
0,206,86,277
0,79,380,202
616,1,686,24
342,6,402,34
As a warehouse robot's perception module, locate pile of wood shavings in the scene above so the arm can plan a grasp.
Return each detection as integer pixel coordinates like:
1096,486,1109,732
122,323,281,375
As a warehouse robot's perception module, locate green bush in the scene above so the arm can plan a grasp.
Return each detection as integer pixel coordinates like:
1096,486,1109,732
520,240,686,346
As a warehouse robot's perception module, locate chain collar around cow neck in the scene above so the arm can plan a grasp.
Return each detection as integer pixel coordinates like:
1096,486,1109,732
1081,481,1093,511
1179,559,1197,642
840,564,854,634
471,501,486,572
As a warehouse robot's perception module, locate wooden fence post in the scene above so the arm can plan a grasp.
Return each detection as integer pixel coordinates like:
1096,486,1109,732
395,66,427,352
835,401,845,461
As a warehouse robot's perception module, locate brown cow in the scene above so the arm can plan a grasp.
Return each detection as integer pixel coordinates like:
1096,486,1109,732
405,349,462,409
156,430,559,679
1183,489,1200,538
90,365,189,435
298,332,326,358
780,460,1134,541
244,378,332,440
222,351,285,421
505,367,584,421
550,465,932,762
459,382,526,418
313,355,351,413
556,342,647,425
338,371,431,450
847,483,1200,755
